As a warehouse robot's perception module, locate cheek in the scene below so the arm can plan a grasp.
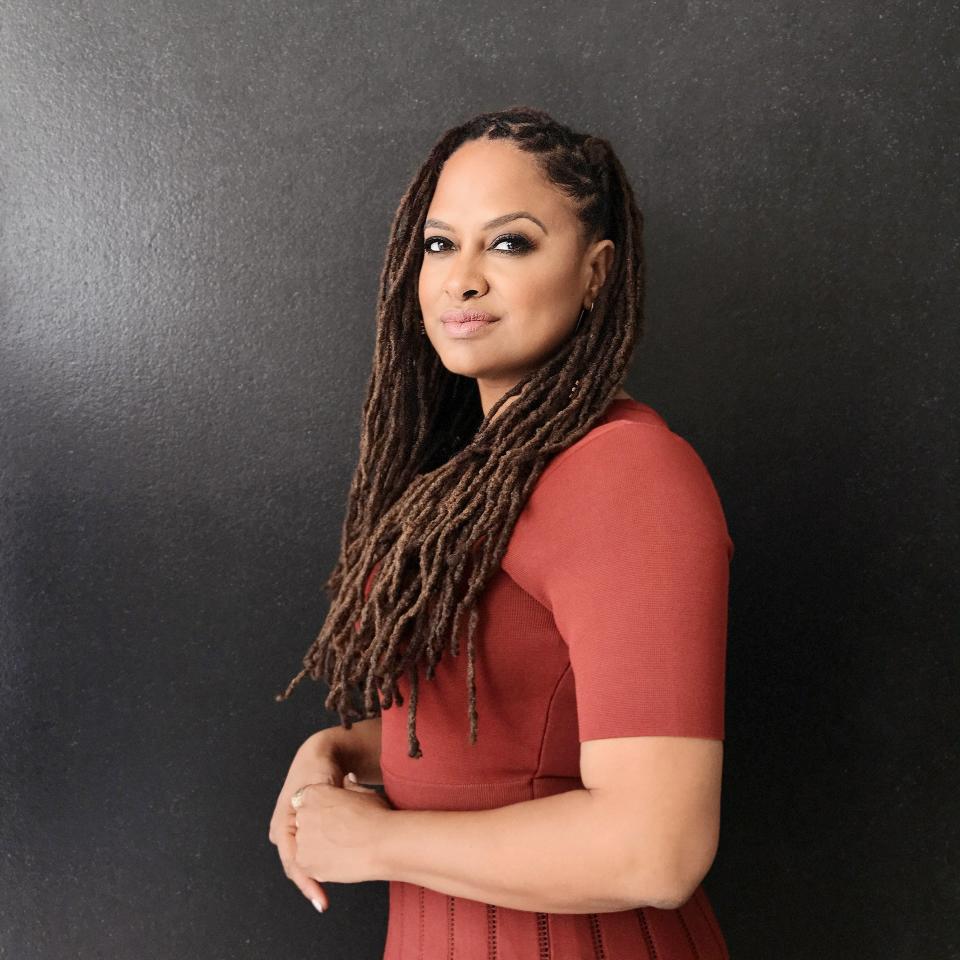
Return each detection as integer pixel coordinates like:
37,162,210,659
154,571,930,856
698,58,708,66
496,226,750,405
418,258,443,298
507,266,578,331
507,262,558,309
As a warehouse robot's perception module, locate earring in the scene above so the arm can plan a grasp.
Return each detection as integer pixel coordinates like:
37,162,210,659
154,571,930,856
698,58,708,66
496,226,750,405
569,301,594,400
573,300,595,335
420,318,426,336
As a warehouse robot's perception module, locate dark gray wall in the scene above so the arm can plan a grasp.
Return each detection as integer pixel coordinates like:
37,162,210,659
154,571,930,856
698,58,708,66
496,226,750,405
2,1,956,958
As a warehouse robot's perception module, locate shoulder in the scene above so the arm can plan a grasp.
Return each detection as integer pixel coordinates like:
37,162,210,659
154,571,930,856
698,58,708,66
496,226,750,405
515,417,734,558
502,415,734,612
535,419,720,507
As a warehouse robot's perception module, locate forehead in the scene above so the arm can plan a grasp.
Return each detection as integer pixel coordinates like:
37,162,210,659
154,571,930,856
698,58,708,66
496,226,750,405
428,138,575,225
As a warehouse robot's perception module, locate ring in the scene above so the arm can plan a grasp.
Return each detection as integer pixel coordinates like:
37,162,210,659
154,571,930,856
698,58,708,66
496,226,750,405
291,787,307,810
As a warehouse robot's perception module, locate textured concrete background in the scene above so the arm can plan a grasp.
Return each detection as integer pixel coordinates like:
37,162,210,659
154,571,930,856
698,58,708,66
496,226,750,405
1,1,957,957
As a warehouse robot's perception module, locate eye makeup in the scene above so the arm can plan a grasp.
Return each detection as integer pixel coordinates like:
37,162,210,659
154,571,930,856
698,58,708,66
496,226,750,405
422,233,536,256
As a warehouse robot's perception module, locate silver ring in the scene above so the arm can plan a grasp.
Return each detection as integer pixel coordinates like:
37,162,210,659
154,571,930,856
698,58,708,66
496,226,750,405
291,786,307,810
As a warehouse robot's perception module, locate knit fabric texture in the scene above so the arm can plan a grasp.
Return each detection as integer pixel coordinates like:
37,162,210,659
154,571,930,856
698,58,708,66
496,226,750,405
365,398,733,960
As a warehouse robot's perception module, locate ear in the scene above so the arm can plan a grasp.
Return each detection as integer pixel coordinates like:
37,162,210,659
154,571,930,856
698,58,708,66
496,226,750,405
583,237,615,305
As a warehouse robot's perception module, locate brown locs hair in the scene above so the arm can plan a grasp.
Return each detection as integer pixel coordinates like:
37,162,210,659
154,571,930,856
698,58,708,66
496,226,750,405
275,105,645,759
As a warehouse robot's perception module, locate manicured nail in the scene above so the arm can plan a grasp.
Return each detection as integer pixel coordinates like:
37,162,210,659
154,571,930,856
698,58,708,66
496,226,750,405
312,898,325,913
347,772,358,783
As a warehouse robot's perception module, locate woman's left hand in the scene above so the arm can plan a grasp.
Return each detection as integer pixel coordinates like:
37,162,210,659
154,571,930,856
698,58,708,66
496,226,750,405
292,773,394,884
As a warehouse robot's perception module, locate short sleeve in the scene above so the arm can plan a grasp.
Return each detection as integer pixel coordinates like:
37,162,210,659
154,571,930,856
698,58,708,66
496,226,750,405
503,421,734,742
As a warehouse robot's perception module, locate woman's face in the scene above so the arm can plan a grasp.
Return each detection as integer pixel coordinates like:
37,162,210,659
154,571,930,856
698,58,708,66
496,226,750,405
418,137,614,416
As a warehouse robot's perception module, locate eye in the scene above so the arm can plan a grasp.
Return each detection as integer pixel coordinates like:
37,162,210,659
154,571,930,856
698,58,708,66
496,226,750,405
423,236,452,254
491,233,534,254
421,233,535,256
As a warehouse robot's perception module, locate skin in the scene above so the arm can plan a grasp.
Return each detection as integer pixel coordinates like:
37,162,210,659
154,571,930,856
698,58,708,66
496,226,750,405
281,735,721,914
268,724,388,913
417,137,632,416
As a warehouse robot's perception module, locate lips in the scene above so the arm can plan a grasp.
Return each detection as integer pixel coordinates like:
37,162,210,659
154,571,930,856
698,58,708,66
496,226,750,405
440,308,500,325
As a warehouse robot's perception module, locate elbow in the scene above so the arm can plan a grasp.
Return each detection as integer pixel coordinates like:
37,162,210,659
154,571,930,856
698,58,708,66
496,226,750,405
661,871,707,911
623,841,718,912
619,848,683,911
667,846,720,910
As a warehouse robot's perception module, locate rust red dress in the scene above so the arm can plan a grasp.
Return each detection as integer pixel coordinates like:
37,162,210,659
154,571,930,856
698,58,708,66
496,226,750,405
363,397,733,959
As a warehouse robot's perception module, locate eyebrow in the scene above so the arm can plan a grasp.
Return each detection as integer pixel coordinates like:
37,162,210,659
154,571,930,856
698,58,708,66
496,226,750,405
423,211,548,235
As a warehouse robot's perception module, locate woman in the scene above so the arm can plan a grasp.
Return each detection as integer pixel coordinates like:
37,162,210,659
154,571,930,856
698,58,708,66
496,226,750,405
268,106,734,959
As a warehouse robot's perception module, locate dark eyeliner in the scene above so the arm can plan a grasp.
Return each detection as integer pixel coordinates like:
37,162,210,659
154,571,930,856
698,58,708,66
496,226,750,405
422,233,535,255
492,233,534,253
422,236,451,254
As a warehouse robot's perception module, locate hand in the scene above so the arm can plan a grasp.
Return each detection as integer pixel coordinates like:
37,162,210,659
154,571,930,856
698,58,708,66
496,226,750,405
269,731,350,913
292,773,393,885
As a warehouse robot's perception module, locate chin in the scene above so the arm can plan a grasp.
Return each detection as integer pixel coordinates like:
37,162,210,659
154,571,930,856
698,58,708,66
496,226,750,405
435,357,494,379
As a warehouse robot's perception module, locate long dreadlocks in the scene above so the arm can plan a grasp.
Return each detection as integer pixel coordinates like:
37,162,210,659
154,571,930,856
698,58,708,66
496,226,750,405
275,105,646,759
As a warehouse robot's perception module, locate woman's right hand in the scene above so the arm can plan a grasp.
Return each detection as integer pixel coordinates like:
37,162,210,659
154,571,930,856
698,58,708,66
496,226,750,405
268,730,346,913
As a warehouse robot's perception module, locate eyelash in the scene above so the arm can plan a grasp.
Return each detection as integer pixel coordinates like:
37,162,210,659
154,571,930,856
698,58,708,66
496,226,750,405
422,233,535,256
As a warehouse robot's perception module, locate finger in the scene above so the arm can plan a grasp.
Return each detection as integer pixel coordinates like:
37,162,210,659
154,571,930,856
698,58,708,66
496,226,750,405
277,827,329,913
344,772,379,793
289,774,338,810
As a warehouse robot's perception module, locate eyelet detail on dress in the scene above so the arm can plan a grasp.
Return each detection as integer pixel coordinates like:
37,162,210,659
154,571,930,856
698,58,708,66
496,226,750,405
536,912,551,958
486,903,498,960
634,908,659,959
588,913,607,958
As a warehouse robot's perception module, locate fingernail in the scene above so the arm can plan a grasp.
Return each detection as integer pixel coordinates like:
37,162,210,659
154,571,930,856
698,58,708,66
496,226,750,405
312,898,325,913
347,772,358,783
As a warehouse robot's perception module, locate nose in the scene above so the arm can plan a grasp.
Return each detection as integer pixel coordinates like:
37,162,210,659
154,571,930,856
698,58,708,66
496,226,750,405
443,248,489,300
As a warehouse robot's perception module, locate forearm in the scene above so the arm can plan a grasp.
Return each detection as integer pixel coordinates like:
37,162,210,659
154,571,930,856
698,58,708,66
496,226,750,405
373,788,674,913
320,717,383,785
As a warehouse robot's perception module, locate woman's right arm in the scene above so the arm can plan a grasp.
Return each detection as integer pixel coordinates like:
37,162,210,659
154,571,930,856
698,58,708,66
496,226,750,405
316,716,383,785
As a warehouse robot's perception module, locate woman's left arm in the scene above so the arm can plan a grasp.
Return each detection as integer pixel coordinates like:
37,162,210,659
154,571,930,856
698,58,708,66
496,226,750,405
296,730,719,914
374,788,648,912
